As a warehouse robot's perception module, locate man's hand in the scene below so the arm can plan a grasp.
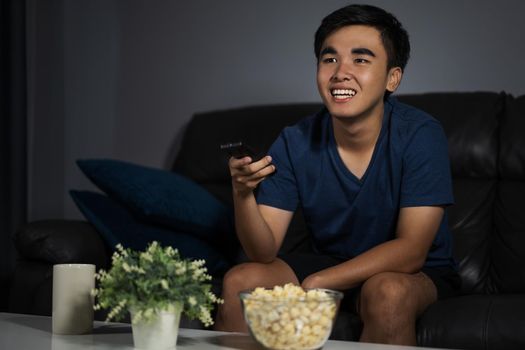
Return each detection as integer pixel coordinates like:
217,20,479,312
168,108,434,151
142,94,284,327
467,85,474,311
229,156,275,196
301,273,325,290
227,155,291,263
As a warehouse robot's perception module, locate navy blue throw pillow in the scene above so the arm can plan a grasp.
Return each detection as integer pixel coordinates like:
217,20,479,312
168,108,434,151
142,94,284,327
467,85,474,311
76,159,233,240
70,190,231,276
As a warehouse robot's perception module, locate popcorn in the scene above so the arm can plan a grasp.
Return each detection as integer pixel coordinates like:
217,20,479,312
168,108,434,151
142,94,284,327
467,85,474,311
240,283,342,350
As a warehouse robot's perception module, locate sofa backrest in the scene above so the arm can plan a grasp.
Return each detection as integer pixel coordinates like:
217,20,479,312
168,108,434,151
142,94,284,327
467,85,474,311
398,93,500,294
173,92,525,295
173,104,323,205
494,94,525,294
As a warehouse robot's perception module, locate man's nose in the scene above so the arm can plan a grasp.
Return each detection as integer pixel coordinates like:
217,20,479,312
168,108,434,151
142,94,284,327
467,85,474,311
332,60,353,81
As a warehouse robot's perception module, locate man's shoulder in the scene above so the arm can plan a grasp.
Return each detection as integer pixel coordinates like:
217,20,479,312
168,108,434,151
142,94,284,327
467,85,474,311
387,97,448,155
388,97,445,139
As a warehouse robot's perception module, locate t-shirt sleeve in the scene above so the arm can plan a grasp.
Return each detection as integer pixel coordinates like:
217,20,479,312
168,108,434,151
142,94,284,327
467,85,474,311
256,132,299,212
400,121,454,207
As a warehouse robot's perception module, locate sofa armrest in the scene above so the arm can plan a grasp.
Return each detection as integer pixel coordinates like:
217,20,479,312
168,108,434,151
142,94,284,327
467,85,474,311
14,220,109,268
8,261,53,316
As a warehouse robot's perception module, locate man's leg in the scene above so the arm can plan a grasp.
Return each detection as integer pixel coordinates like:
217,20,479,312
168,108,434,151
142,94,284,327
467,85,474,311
358,271,437,345
214,258,299,332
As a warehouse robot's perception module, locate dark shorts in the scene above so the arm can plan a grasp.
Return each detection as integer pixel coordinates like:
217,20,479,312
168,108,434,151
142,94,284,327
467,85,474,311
279,253,461,313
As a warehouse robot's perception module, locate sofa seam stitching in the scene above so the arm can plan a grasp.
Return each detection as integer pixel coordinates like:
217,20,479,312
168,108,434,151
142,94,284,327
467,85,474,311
488,92,506,294
483,297,494,350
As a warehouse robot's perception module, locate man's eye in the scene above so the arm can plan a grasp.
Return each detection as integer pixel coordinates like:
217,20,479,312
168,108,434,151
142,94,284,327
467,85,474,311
322,57,337,63
354,58,369,64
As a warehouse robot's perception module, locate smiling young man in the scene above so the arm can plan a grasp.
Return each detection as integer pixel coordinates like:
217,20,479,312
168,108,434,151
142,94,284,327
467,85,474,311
214,4,460,345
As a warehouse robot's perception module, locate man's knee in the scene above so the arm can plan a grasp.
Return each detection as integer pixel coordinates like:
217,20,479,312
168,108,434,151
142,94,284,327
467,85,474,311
360,273,414,320
222,263,258,294
222,262,282,295
221,260,299,297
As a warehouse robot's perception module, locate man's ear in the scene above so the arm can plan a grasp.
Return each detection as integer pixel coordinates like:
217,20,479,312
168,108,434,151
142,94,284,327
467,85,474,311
386,67,402,93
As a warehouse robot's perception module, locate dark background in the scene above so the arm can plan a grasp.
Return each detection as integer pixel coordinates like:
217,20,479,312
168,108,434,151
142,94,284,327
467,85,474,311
2,0,525,310
28,0,525,222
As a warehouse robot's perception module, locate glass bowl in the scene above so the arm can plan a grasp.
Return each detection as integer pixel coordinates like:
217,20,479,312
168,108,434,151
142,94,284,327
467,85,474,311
239,285,343,350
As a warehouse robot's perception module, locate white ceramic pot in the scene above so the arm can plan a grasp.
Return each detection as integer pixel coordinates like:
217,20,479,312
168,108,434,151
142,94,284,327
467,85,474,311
130,303,182,350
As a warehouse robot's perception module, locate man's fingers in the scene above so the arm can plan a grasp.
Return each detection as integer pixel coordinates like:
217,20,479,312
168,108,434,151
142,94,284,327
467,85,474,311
229,153,274,193
230,155,273,175
241,156,273,174
229,156,252,168
236,164,275,183
236,175,270,190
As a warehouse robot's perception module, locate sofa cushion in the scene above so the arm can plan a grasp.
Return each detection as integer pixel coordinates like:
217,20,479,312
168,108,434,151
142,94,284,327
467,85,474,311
492,94,525,293
70,190,231,276
448,178,495,294
76,159,234,239
417,294,525,350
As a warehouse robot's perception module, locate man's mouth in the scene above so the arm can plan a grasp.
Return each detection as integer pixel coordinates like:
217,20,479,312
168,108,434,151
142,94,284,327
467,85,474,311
330,88,357,100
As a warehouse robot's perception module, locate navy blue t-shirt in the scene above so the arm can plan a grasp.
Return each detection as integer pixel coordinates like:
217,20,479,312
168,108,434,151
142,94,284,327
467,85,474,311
256,97,455,268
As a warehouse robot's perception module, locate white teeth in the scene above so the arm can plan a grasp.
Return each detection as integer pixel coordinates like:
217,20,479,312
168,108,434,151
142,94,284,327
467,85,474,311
331,89,356,97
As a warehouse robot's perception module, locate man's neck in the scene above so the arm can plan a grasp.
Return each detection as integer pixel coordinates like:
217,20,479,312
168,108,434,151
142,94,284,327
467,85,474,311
331,103,385,152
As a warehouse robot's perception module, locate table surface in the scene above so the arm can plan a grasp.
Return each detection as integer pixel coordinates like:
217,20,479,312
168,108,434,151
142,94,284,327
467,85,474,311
0,312,452,350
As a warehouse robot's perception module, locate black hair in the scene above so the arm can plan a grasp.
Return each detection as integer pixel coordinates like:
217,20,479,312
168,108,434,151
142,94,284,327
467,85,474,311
314,4,410,72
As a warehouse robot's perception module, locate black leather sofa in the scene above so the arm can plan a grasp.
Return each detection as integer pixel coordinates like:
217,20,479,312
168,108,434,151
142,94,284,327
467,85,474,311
9,92,525,349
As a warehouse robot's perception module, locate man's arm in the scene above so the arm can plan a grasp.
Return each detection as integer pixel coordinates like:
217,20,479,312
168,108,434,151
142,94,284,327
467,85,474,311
229,156,294,263
301,206,444,290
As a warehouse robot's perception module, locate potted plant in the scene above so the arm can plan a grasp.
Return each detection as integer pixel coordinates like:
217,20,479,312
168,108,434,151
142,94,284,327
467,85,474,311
92,241,223,349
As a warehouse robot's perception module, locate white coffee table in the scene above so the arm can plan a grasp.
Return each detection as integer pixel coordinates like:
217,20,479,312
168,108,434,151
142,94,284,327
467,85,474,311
0,312,453,350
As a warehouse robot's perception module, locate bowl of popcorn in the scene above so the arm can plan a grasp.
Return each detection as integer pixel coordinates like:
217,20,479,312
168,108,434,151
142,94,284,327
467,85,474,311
239,283,343,350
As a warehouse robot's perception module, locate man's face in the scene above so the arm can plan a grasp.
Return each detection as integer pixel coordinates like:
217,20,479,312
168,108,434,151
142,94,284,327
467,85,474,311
316,25,401,120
